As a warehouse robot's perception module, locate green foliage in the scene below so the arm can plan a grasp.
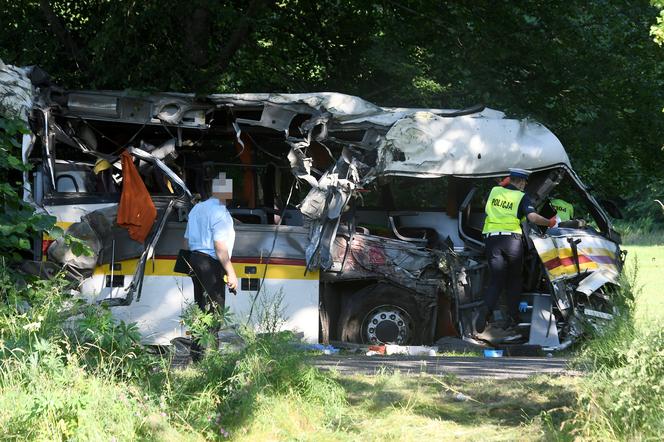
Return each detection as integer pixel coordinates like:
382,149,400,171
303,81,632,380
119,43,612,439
0,261,348,439
0,117,57,261
651,0,664,44
575,259,638,370
562,259,664,440
181,301,234,349
2,1,664,198
567,325,664,440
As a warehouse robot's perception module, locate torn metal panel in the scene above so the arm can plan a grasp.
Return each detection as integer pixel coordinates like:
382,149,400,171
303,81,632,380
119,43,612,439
127,147,191,198
21,133,35,202
377,111,570,178
575,268,620,296
128,198,177,303
42,109,56,189
235,102,298,135
339,105,499,126
299,168,359,270
65,91,210,128
47,219,101,270
325,233,441,296
287,144,318,188
210,92,385,122
530,228,620,282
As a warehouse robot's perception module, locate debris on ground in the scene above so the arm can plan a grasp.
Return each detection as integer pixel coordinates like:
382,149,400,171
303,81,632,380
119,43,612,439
385,345,438,356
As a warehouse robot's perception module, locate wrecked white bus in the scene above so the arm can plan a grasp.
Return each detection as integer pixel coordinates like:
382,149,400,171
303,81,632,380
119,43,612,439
4,63,625,351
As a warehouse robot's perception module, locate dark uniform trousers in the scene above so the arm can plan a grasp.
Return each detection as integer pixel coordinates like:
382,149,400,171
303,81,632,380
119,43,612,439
188,250,227,360
484,233,524,321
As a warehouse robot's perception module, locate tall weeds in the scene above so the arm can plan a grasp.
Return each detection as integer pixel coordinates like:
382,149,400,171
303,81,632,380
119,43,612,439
563,259,664,440
0,264,348,440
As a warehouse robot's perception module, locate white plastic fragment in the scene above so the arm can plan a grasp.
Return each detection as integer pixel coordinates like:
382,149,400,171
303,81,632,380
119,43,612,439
385,345,439,356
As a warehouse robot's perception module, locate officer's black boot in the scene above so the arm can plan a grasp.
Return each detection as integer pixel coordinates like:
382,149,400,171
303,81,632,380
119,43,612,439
473,305,489,334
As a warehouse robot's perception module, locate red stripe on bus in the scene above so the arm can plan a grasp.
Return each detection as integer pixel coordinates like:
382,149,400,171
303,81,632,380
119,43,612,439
232,257,307,266
543,254,592,270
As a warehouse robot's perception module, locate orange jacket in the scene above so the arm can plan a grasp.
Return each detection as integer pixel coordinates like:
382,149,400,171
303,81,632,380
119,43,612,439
117,150,156,243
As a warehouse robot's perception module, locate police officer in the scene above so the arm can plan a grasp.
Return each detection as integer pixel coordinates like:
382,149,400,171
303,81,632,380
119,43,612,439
475,168,557,334
549,197,574,222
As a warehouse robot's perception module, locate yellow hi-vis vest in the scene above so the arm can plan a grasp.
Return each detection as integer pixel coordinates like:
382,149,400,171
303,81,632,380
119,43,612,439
550,198,574,222
482,186,525,234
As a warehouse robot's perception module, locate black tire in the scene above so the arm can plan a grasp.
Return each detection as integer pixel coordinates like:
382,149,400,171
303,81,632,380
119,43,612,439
337,283,426,345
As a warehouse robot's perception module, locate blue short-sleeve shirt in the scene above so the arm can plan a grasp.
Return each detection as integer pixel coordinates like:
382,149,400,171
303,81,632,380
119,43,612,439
184,198,235,259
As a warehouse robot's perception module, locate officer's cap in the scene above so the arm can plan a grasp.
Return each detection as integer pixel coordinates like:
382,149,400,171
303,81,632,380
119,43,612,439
508,168,531,179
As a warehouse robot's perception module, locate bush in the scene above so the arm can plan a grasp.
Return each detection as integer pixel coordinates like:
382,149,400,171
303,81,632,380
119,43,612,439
568,326,664,440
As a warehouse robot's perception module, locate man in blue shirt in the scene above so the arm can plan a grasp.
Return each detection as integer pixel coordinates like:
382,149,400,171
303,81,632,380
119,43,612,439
184,173,238,360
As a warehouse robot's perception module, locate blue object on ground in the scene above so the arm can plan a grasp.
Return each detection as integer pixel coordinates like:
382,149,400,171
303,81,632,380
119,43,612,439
300,343,339,354
483,349,504,358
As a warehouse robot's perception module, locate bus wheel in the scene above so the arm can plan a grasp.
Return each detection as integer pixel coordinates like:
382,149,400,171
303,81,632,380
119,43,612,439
338,283,424,345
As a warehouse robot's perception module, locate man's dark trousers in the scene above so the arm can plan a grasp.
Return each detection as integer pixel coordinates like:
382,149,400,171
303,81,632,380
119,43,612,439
188,251,226,361
484,233,524,322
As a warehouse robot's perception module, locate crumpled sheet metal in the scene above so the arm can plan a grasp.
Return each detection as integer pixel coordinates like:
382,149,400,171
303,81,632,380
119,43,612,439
128,147,191,197
287,144,318,188
300,170,358,270
47,219,101,270
0,61,33,123
326,233,441,296
575,268,620,296
530,229,620,283
211,92,384,122
377,111,570,177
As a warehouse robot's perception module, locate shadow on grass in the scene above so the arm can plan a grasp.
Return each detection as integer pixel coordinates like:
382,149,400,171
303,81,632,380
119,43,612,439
143,335,340,437
335,372,577,432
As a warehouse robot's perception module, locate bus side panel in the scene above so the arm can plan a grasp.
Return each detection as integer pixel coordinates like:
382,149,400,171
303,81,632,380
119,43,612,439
80,273,193,345
81,260,320,345
227,275,320,343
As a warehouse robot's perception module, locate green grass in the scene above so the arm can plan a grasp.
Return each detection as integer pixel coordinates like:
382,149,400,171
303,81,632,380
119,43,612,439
622,244,664,323
230,371,578,441
558,240,664,441
0,239,661,441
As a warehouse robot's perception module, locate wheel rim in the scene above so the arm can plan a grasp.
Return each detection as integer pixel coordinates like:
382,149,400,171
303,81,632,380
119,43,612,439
362,305,413,345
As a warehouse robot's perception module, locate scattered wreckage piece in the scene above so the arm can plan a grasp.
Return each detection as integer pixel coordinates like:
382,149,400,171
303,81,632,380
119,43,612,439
1,60,626,352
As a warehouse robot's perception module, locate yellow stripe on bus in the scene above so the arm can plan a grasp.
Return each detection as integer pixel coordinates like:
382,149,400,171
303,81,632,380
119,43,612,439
93,259,319,280
538,246,616,263
547,262,618,278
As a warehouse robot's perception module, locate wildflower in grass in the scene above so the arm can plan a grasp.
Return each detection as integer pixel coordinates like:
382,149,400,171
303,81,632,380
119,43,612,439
22,321,41,332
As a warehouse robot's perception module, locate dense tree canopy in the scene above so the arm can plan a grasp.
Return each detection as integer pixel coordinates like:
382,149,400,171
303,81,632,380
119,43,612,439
2,0,664,211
